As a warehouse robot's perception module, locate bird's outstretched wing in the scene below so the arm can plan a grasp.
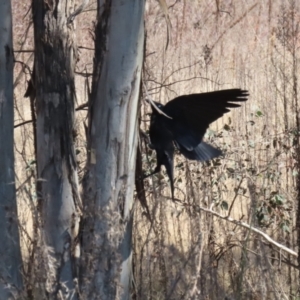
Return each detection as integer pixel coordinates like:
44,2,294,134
162,89,249,151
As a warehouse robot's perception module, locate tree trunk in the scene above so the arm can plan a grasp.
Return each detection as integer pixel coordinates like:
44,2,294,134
81,0,145,299
0,0,23,298
32,0,81,297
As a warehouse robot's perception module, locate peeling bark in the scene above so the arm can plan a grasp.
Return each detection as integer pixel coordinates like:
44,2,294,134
81,0,145,299
32,0,81,297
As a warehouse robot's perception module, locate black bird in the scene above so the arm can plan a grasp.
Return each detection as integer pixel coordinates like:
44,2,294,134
146,89,249,199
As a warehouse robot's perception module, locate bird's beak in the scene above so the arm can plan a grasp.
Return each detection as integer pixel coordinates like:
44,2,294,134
145,98,172,119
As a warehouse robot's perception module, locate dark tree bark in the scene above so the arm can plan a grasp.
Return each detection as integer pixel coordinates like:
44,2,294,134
32,0,81,297
0,0,23,298
81,0,145,299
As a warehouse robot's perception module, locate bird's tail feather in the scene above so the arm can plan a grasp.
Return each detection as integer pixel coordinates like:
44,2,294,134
178,141,222,161
163,152,175,199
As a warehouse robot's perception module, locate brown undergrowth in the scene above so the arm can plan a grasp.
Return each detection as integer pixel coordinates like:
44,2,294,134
12,0,300,299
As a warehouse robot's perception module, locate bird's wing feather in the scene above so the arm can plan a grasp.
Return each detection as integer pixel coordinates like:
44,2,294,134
164,89,248,126
162,89,248,148
176,141,222,161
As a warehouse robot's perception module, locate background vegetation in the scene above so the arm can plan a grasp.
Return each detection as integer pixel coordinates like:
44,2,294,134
11,0,300,299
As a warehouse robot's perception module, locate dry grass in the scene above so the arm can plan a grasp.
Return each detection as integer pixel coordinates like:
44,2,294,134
134,0,300,299
11,0,300,299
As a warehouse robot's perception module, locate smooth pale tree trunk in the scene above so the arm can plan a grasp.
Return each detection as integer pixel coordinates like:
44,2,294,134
81,0,145,299
0,0,23,298
32,0,81,297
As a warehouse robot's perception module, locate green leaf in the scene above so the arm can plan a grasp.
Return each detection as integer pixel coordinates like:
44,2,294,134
28,159,36,165
221,201,228,210
255,110,264,117
223,124,231,131
274,194,285,205
281,223,290,232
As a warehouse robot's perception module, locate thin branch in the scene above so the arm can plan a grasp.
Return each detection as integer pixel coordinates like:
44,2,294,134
67,0,90,24
78,46,94,51
15,101,89,119
212,3,258,49
228,176,244,217
14,56,33,88
14,49,34,53
75,102,88,111
146,76,221,92
75,71,93,77
14,120,33,128
190,204,298,257
142,80,172,119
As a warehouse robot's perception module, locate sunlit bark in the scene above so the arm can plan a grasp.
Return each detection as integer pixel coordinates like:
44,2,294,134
81,0,145,299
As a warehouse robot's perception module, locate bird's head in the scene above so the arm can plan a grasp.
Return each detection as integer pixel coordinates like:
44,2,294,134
151,101,164,111
146,99,172,119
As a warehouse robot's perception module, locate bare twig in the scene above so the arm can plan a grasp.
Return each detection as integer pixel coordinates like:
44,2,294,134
67,0,90,24
75,102,88,111
78,46,94,51
228,176,244,217
14,49,34,53
142,81,172,119
212,3,258,49
190,204,298,257
14,120,33,128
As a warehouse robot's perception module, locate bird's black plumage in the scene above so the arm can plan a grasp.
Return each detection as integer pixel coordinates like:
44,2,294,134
146,89,249,199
